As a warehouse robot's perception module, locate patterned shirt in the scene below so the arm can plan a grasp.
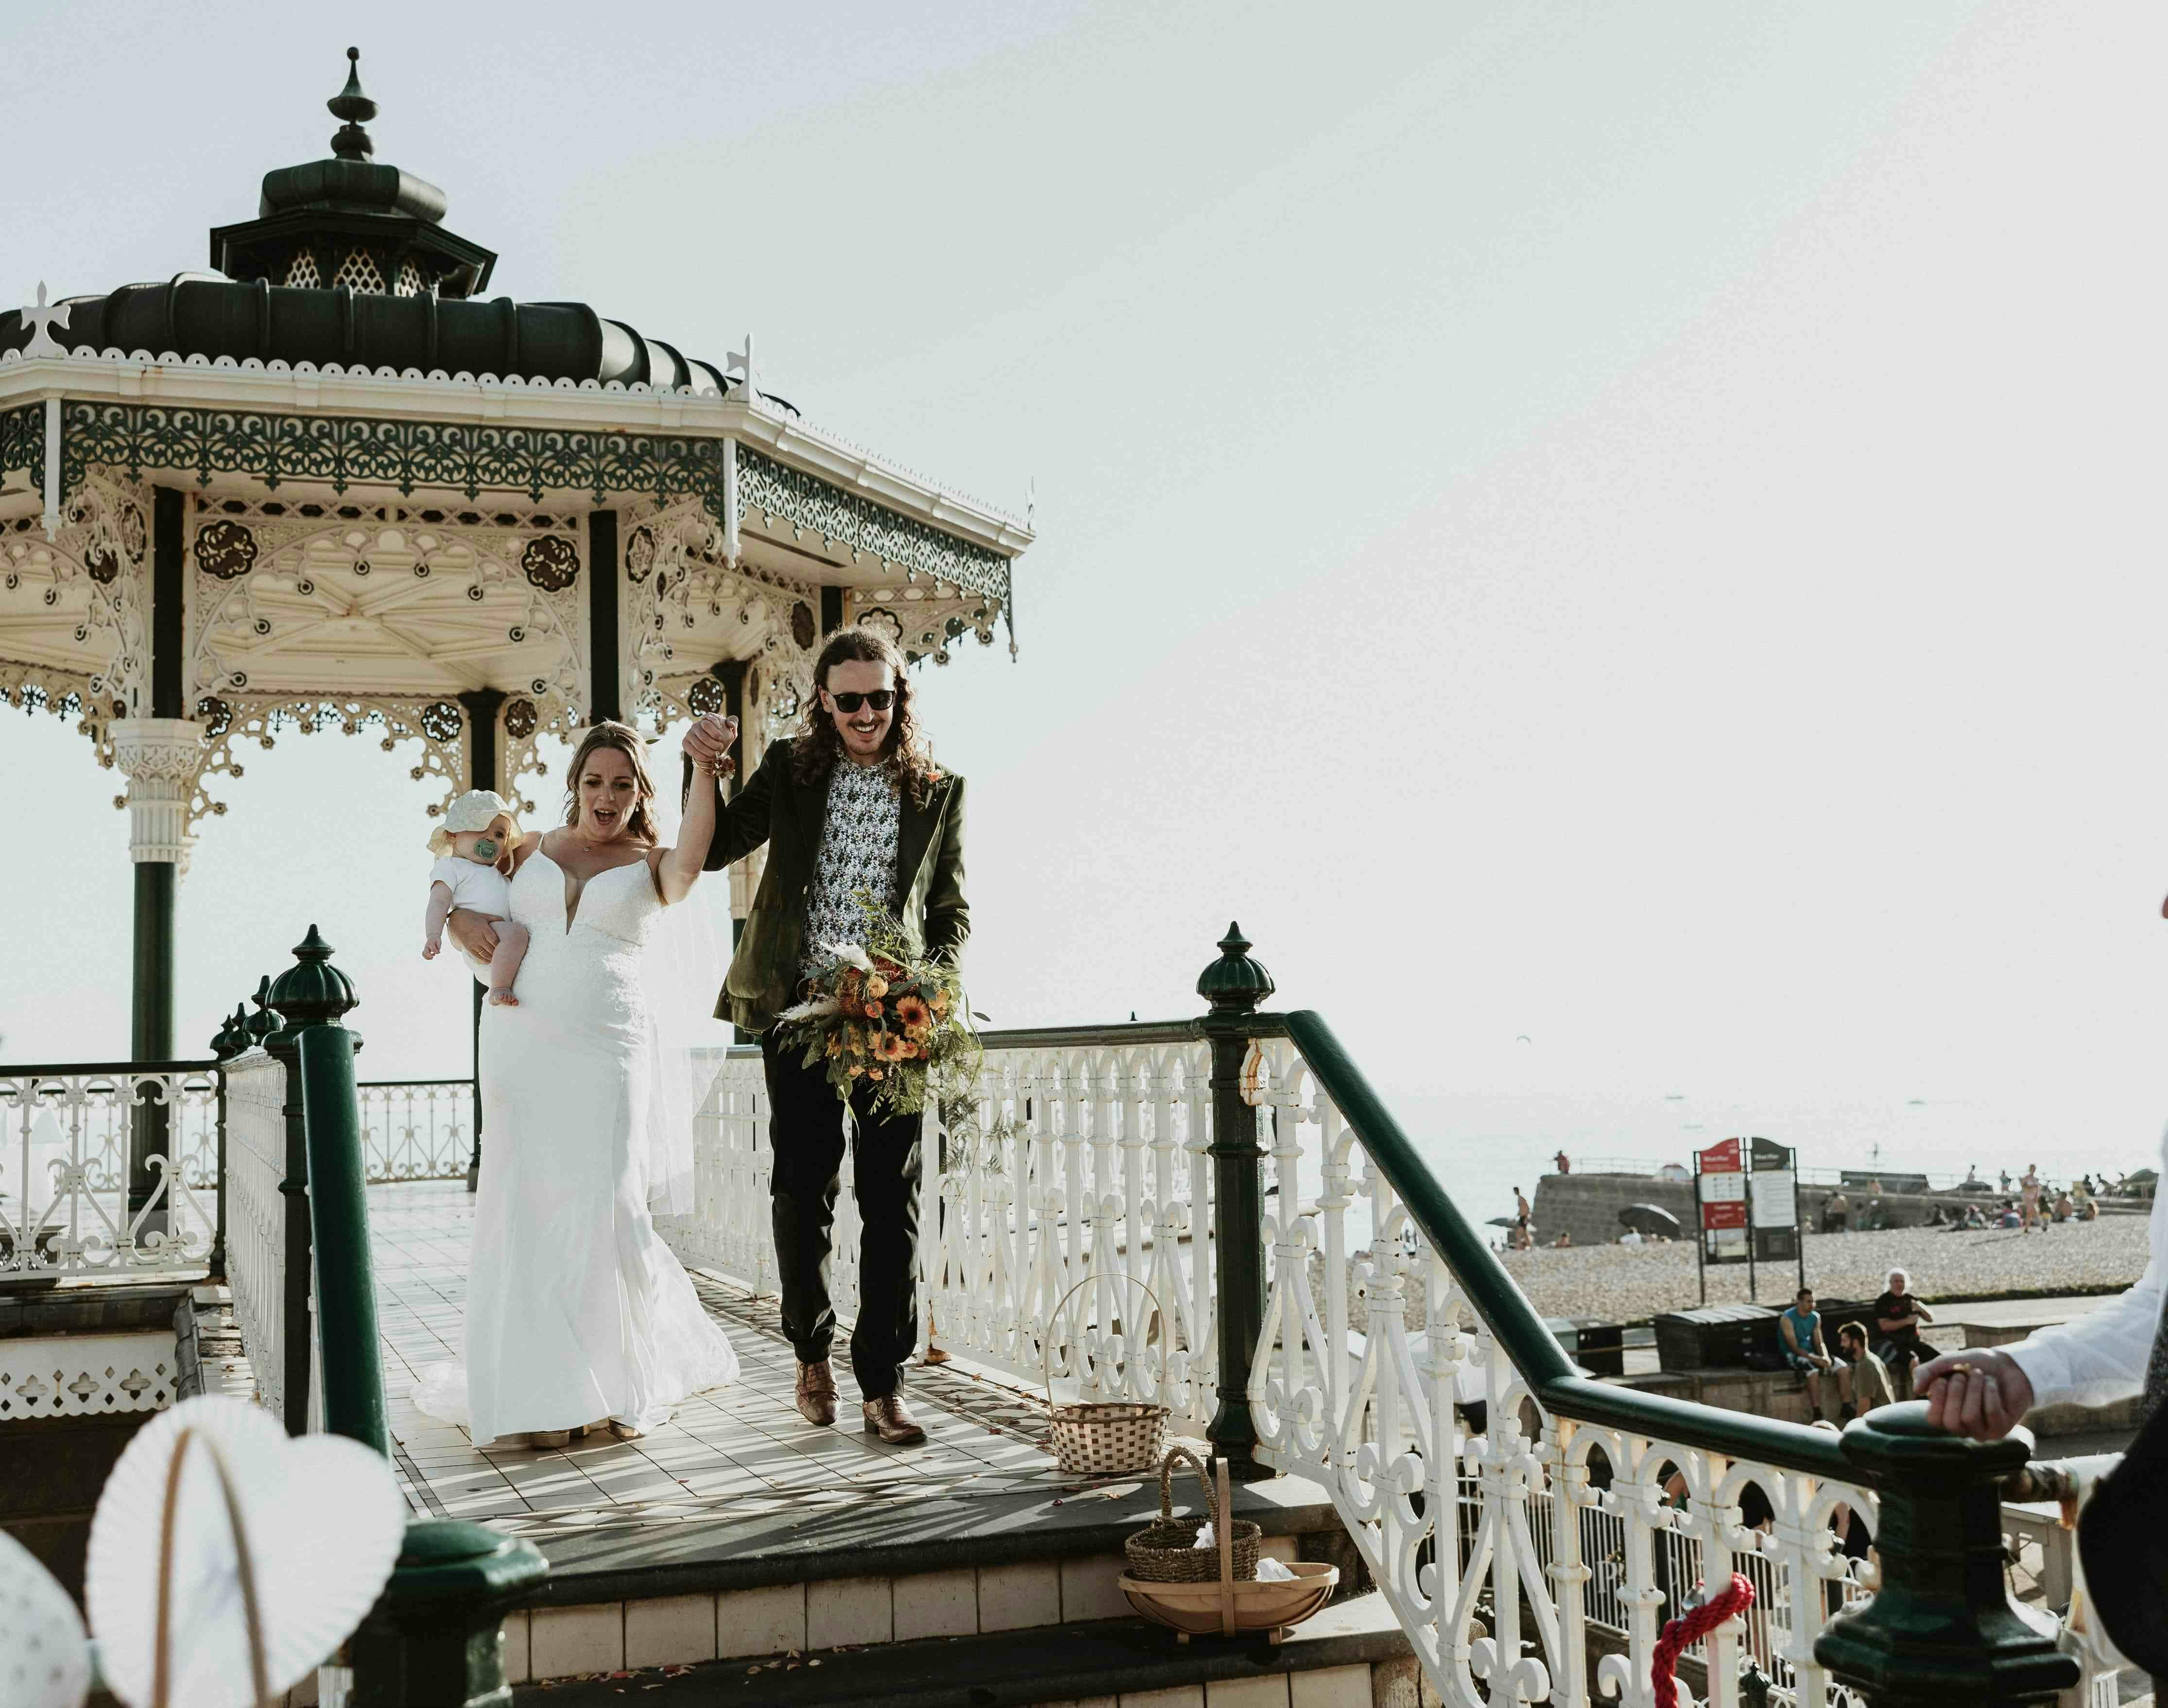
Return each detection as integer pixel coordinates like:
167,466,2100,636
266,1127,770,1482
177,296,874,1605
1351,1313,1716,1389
800,756,903,976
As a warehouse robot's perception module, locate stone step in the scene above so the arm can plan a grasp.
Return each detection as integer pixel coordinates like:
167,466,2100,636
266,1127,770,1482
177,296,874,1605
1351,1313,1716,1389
512,1590,1415,1708
508,1472,1359,1681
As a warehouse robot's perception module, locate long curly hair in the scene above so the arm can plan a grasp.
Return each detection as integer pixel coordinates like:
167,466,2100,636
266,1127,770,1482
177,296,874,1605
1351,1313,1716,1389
792,624,937,803
564,720,662,844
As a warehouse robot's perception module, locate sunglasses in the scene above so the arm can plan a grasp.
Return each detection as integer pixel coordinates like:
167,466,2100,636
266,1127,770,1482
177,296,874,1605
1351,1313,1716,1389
826,689,895,713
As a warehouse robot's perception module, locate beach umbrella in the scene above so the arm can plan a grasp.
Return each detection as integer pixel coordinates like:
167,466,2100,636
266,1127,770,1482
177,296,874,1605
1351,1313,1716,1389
1486,1216,1517,1229
1618,1204,1681,1237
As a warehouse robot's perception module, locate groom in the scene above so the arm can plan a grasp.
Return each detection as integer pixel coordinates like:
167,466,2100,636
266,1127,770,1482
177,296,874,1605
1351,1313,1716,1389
686,625,969,1447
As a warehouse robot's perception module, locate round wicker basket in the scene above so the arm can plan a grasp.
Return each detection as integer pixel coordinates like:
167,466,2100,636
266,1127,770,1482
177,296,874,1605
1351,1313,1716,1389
1041,1277,1170,1477
1123,1448,1261,1585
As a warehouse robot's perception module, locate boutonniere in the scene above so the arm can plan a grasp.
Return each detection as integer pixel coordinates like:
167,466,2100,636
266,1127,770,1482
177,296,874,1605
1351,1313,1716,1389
926,768,945,784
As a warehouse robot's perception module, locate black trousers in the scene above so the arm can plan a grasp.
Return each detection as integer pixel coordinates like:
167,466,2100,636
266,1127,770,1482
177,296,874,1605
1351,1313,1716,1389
759,1030,924,1399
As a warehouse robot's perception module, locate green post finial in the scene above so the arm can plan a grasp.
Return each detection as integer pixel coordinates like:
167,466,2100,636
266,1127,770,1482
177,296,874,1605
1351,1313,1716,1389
244,976,282,1048
1197,921,1274,1017
329,47,378,162
268,923,360,1039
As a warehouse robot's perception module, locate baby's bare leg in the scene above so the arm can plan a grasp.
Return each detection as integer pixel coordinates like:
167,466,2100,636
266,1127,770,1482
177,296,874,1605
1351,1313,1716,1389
486,920,531,1007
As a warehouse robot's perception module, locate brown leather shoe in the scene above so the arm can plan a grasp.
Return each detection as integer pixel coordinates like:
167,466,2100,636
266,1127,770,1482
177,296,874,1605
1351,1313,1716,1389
861,1393,927,1446
795,1359,838,1427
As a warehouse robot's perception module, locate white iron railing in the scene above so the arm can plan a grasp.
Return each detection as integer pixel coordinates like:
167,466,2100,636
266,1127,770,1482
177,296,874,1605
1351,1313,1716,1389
359,1078,473,1182
660,1026,1223,1423
0,1062,221,1273
224,1048,291,1420
659,1019,2116,1707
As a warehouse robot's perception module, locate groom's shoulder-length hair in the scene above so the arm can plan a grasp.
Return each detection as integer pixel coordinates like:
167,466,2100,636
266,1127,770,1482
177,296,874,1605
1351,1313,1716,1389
791,625,941,805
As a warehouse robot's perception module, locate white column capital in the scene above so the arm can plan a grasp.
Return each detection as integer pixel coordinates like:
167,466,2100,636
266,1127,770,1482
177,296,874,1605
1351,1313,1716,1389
113,717,206,870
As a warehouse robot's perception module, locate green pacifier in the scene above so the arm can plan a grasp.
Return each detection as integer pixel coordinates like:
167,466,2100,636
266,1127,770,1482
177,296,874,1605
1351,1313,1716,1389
472,837,498,860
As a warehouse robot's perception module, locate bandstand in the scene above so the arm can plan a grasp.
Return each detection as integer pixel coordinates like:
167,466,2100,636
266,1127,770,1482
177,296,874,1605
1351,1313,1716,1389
0,50,1031,1216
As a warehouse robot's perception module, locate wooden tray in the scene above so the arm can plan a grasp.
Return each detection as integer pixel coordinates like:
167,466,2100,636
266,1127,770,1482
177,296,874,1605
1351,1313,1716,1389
1118,1561,1339,1643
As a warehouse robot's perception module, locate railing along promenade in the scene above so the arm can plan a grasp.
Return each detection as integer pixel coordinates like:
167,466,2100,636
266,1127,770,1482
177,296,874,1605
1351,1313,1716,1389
660,925,2091,1708
205,921,2096,1707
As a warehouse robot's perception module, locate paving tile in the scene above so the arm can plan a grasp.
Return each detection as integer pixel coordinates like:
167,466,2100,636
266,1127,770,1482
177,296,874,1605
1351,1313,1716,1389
977,1560,1060,1632
718,1582,808,1659
1121,1689,1207,1708
892,1568,978,1640
528,1602,624,1678
624,1593,719,1667
807,1575,893,1647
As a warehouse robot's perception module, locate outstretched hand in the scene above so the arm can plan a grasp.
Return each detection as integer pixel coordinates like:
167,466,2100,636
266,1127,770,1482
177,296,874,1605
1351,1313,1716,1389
1916,1348,2033,1440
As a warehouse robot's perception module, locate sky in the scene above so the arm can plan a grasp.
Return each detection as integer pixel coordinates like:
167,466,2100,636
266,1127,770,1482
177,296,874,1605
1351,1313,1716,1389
4,2,2166,1214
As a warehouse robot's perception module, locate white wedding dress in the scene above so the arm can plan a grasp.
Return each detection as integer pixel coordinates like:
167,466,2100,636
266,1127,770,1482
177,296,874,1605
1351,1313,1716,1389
413,849,737,1441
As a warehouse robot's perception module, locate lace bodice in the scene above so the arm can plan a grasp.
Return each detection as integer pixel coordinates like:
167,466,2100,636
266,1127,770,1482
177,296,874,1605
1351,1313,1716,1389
513,849,662,945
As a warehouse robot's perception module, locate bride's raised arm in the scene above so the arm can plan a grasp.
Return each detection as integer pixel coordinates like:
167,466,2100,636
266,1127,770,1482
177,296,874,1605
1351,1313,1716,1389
655,721,732,904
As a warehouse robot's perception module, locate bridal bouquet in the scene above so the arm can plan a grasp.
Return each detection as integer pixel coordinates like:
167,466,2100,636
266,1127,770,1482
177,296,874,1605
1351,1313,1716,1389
778,893,983,1120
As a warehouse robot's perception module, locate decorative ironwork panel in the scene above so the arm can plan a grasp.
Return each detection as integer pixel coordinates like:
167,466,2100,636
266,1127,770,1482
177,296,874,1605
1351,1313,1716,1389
0,1063,221,1274
738,445,1011,604
0,1331,180,1420
359,1079,471,1182
63,400,726,507
0,402,42,484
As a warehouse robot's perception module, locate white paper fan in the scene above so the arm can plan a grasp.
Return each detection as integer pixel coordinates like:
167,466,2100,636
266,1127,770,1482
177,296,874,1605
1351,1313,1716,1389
86,1395,405,1708
0,1529,90,1708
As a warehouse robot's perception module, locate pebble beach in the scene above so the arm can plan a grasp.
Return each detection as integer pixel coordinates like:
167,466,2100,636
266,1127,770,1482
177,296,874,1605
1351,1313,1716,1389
1495,1215,2151,1324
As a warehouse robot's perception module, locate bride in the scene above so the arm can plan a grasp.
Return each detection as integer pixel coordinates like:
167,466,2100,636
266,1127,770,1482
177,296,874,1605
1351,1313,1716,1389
418,718,740,1447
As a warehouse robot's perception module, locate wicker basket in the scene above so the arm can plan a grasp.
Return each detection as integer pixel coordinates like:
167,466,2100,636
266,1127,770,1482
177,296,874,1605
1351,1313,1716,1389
1123,1448,1262,1585
1041,1277,1170,1477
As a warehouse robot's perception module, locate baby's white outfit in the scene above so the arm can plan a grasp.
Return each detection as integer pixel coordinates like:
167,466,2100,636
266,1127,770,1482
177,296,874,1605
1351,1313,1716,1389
431,855,513,982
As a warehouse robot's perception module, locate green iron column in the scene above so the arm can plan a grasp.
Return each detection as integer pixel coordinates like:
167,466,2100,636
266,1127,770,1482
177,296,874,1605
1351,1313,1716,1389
457,687,505,1193
1815,1402,2078,1706
1199,923,1276,1482
119,486,200,1234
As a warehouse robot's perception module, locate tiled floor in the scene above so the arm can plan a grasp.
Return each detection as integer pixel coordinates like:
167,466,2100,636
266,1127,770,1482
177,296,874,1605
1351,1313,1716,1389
372,1180,1076,1537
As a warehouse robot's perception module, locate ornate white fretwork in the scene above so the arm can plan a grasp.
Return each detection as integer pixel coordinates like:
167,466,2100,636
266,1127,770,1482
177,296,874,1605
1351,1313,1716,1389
0,1332,179,1421
0,472,153,765
498,689,584,817
112,717,209,868
191,692,469,819
621,497,817,738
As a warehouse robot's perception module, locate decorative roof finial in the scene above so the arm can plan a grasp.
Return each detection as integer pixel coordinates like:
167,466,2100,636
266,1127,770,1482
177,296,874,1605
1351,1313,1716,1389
328,47,378,162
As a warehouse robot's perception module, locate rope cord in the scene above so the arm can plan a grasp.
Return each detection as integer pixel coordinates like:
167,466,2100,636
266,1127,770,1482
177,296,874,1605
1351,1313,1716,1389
1652,1571,1756,1708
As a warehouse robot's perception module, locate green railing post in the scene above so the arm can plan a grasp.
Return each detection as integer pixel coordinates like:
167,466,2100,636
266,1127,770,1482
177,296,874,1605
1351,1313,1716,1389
1199,922,1276,1482
1812,1402,2077,1706
349,1522,549,1708
265,925,549,1705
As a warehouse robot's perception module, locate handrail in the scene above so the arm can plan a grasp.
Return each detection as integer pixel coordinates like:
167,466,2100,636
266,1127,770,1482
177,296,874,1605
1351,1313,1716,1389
1285,1009,1853,1481
0,1058,223,1078
356,1076,474,1088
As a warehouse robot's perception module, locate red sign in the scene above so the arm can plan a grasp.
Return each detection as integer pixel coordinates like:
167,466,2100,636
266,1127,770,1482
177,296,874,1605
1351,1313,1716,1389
1697,1137,1742,1173
1701,1200,1747,1231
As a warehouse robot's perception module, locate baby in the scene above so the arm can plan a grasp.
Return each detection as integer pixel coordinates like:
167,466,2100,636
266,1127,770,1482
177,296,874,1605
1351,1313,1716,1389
422,789,530,1006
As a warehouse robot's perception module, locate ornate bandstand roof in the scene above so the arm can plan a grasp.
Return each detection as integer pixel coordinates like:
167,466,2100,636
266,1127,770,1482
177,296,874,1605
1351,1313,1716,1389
0,50,1031,837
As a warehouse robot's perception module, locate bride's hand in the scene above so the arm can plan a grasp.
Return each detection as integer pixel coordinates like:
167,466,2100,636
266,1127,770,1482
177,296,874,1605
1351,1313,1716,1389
446,909,500,962
686,714,738,774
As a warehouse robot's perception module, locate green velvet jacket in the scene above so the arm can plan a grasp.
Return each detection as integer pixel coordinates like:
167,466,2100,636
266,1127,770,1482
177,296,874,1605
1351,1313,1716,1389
699,738,969,1033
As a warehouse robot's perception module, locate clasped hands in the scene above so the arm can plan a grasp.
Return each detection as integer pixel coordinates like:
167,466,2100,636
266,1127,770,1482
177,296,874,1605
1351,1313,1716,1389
685,713,740,779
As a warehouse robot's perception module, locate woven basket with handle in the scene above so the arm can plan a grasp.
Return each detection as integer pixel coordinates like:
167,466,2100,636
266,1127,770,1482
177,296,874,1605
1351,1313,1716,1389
1042,1275,1170,1476
1123,1447,1262,1585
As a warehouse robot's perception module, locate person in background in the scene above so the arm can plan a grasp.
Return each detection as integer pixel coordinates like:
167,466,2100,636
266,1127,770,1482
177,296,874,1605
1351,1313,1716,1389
1513,1185,1532,1249
2000,1170,2013,1194
1552,1230,1574,1248
2054,1189,2074,1224
1873,1267,1933,1388
1836,1321,1895,1410
1824,1190,1850,1233
1779,1287,1852,1422
1554,1149,1571,1175
2021,1164,2043,1232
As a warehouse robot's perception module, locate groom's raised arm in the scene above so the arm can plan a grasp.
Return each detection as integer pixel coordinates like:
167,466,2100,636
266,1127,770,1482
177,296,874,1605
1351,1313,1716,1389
689,738,783,872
